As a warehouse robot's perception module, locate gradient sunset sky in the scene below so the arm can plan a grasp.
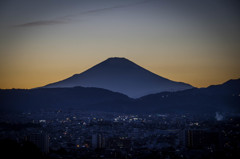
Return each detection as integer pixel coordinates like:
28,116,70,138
0,0,239,89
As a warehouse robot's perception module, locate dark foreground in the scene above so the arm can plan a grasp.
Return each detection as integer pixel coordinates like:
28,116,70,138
0,110,240,159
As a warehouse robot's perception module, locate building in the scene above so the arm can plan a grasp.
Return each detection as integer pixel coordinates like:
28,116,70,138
27,133,49,153
183,129,220,149
92,133,105,149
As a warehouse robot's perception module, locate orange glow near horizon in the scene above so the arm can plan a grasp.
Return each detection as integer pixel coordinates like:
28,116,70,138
0,0,239,89
0,55,239,89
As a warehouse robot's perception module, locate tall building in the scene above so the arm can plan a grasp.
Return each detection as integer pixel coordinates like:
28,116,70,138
185,130,204,148
27,133,49,153
183,129,220,149
92,133,105,149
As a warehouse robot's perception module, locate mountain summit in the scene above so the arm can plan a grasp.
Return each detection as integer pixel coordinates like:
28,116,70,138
43,57,193,98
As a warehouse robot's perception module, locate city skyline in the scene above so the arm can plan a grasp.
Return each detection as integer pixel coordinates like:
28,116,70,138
0,0,240,89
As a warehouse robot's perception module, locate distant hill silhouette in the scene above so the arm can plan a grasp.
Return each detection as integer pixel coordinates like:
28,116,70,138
0,87,131,112
136,78,240,113
0,78,239,113
43,57,193,98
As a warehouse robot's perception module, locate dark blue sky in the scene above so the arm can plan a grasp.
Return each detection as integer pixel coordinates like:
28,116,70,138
0,0,239,88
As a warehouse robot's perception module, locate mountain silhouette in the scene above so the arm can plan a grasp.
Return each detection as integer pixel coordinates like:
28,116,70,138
43,57,193,98
136,78,240,113
0,87,131,112
0,78,239,113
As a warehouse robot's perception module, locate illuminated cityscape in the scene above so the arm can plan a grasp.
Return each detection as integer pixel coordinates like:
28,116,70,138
1,110,239,158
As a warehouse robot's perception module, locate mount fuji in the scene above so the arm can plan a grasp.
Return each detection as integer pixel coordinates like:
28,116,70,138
43,57,193,98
